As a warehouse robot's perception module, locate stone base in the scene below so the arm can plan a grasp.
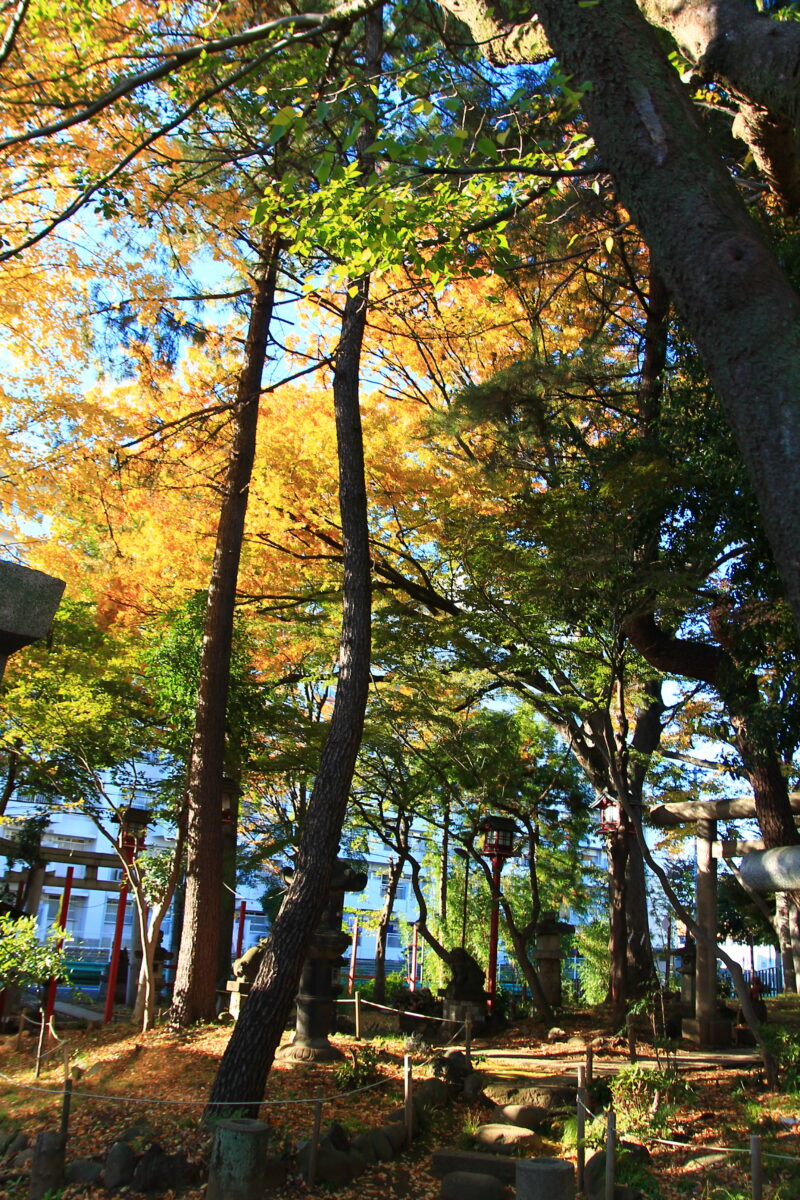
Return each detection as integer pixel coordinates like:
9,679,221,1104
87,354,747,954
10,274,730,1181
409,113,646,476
275,1039,345,1063
682,1017,733,1048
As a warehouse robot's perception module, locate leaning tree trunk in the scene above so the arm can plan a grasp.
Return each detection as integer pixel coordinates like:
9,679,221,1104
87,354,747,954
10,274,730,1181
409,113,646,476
775,893,796,993
527,0,800,641
608,825,629,1027
440,0,800,642
170,239,280,1026
373,855,403,1004
206,10,381,1114
206,262,374,1114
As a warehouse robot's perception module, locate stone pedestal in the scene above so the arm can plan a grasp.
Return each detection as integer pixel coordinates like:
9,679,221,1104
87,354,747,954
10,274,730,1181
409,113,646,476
535,914,573,1008
440,949,487,1031
277,858,367,1062
682,1016,733,1048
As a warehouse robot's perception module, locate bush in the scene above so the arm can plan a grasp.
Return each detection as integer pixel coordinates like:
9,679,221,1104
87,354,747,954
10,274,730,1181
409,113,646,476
0,914,72,990
333,1045,380,1091
610,1063,694,1135
574,919,610,1005
761,1025,800,1092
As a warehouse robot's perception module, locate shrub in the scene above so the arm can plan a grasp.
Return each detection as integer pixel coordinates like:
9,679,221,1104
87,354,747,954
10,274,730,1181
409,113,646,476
610,1063,694,1135
333,1044,381,1092
574,919,610,1005
0,914,72,990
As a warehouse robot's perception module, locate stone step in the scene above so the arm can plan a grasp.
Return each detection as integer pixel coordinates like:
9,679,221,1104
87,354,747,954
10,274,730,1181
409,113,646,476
431,1149,518,1184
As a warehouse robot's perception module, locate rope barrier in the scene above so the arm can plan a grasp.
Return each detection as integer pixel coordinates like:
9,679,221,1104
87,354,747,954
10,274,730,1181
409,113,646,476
357,998,464,1025
645,1134,800,1163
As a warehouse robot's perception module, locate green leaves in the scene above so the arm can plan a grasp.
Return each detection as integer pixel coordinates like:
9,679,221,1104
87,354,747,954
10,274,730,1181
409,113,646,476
0,914,72,989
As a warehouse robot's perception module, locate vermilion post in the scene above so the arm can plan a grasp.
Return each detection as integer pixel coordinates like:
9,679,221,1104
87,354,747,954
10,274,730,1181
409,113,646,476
43,866,74,1030
235,901,247,960
347,916,359,995
487,855,502,1014
409,923,418,992
103,834,136,1024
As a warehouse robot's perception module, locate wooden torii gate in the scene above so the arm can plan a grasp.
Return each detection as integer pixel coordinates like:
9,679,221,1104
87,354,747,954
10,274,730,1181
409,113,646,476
649,794,800,1048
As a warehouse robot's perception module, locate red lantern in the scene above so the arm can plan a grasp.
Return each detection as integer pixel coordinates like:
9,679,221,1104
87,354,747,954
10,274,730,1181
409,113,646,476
598,795,623,834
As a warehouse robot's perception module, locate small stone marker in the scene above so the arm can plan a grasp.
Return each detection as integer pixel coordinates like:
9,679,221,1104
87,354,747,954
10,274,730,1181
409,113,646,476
516,1159,574,1200
207,1118,271,1200
104,1140,136,1190
28,1131,66,1200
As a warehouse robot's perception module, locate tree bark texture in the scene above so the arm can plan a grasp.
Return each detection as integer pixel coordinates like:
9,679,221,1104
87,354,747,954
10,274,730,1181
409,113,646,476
170,240,280,1026
443,0,800,647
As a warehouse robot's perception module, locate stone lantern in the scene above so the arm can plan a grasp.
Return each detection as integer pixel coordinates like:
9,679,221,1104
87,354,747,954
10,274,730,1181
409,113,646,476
278,857,368,1062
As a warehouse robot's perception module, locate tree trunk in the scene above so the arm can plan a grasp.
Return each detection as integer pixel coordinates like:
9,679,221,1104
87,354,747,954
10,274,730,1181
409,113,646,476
625,611,800,861
217,784,240,994
534,0,800,639
373,855,403,1003
444,0,800,640
170,240,280,1027
775,892,796,993
0,741,20,817
608,827,629,1028
206,253,373,1112
206,6,383,1088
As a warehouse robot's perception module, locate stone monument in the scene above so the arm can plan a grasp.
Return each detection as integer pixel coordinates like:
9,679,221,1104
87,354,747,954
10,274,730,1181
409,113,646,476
535,912,573,1008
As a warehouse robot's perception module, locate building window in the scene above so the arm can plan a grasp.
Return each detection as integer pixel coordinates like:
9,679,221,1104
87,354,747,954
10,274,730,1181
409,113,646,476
378,874,408,902
39,894,87,939
245,913,269,944
101,897,134,947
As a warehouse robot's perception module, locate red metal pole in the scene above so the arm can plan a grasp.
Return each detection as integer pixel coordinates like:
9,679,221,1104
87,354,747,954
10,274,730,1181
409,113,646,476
43,866,74,1030
409,923,418,992
347,916,359,995
235,901,247,960
103,834,135,1024
487,855,502,1015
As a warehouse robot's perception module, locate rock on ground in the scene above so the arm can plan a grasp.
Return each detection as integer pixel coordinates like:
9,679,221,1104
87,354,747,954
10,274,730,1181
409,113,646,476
440,1170,508,1200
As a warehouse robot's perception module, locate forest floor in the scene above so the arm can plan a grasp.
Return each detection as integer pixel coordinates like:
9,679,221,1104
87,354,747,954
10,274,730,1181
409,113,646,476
2,997,800,1200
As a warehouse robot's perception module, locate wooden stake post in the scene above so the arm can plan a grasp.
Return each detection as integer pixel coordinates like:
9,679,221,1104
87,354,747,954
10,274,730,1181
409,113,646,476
576,1065,587,1195
404,1054,414,1147
750,1134,763,1200
307,1088,324,1188
605,1109,616,1200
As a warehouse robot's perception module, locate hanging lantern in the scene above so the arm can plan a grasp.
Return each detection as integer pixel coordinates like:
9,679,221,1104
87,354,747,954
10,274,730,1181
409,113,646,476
221,776,240,825
480,815,518,859
115,806,150,850
598,795,623,834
